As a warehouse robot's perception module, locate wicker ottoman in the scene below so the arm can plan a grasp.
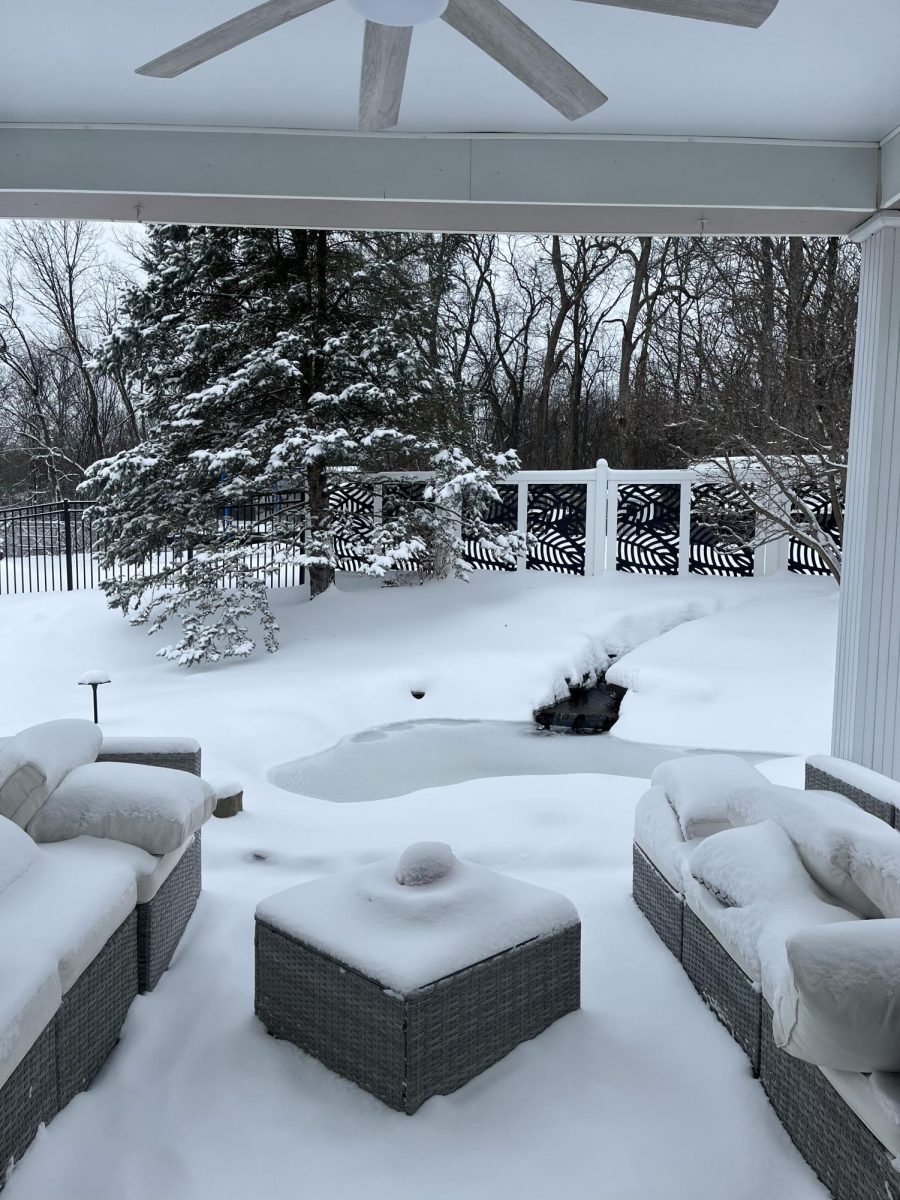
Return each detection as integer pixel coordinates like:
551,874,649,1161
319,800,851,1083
255,843,581,1114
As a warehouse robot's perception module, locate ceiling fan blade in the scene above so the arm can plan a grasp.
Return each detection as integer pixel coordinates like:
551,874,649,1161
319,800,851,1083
359,21,413,132
572,0,780,29
441,0,606,121
136,0,336,78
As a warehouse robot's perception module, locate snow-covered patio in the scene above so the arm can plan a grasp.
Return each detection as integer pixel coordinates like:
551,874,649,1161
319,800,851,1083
0,572,835,1199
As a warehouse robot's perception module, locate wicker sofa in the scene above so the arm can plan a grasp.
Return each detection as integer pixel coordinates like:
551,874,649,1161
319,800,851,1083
633,753,900,1200
0,723,213,1190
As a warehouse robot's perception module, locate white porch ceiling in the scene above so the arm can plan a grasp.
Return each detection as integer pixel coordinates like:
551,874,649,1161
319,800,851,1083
2,0,899,234
4,0,900,140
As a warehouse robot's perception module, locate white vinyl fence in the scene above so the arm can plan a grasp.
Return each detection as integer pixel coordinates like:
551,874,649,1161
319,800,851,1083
0,464,835,596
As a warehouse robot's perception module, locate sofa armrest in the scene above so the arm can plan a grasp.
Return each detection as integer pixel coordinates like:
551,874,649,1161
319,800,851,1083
97,737,201,777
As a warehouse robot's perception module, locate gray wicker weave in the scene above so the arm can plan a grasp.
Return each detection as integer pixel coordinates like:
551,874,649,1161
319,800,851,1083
760,1002,900,1200
56,910,138,1108
255,918,581,1114
0,1021,57,1191
632,844,683,959
682,905,762,1075
806,763,896,828
97,745,202,776
138,831,201,993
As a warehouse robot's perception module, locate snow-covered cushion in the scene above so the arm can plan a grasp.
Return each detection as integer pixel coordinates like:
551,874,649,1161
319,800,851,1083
0,815,40,895
726,783,883,918
53,832,197,904
846,828,900,920
0,845,136,993
0,951,61,1090
684,821,859,989
27,761,215,855
773,919,900,1072
651,754,768,840
0,719,102,828
633,785,698,891
689,820,822,908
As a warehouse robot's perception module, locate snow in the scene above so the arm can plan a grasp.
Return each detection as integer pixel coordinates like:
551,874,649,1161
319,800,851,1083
608,586,838,754
0,571,835,1199
258,847,579,993
77,670,111,686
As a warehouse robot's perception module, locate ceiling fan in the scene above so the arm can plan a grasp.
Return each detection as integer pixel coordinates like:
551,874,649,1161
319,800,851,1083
136,0,781,133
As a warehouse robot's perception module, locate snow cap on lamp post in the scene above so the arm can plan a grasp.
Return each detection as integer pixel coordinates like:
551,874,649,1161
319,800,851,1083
77,669,111,725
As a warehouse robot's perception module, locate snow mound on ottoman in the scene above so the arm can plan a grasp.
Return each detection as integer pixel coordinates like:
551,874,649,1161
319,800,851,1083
257,845,580,994
27,761,215,854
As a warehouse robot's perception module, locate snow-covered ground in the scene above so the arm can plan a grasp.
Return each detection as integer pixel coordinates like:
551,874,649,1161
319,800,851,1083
0,571,836,1199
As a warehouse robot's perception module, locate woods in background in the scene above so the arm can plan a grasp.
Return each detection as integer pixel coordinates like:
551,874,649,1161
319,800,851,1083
0,222,860,506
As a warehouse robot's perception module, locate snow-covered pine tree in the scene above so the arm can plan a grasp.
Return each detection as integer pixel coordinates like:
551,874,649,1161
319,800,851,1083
85,227,522,665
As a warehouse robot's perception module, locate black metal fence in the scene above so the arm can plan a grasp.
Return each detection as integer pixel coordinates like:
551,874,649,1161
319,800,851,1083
0,493,306,596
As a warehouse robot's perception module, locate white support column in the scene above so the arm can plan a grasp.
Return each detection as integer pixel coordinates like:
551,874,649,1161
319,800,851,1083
591,459,610,574
833,212,900,778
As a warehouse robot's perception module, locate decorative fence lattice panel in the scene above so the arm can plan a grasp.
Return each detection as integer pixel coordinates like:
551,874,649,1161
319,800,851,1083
328,482,375,572
789,492,841,577
689,484,755,577
526,485,587,574
464,485,518,572
616,484,680,575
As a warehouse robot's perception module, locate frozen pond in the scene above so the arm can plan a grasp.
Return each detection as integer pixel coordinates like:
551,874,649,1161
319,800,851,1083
269,719,770,803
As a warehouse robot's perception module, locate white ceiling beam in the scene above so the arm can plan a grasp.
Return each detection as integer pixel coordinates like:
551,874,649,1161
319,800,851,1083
0,125,878,235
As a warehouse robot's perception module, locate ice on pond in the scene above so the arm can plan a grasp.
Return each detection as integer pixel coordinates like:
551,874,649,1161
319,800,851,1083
268,719,772,803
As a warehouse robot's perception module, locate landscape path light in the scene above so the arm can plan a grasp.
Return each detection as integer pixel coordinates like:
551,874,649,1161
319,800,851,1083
77,669,111,724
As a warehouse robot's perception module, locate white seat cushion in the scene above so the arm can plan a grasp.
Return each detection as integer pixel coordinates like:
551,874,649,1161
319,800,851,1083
0,720,102,828
0,950,61,1090
0,845,136,993
0,815,39,895
773,919,900,1072
651,754,768,840
634,785,699,891
27,761,215,855
50,834,196,904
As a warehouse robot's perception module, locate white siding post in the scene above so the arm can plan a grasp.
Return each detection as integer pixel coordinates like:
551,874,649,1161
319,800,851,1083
516,479,528,572
677,481,692,576
833,213,900,778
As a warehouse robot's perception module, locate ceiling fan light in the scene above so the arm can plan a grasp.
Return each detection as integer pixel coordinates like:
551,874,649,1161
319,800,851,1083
348,0,448,26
